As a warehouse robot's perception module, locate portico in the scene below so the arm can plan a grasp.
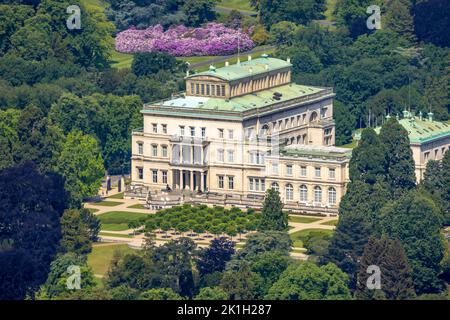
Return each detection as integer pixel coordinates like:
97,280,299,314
172,169,207,192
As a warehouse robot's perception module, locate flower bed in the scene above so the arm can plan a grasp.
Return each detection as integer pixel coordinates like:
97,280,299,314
115,23,255,56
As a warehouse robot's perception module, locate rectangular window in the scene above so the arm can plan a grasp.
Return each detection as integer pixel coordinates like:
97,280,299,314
228,129,234,140
190,126,195,137
162,145,168,157
255,179,260,191
201,84,205,95
152,145,158,157
218,128,224,138
424,152,429,161
221,85,225,96
162,124,167,134
300,166,307,176
152,170,158,183
206,84,210,96
216,85,220,96
329,168,336,179
137,143,143,155
261,179,265,191
201,127,206,137
196,83,199,94
272,163,279,174
190,84,194,95
228,176,234,190
315,167,321,178
138,168,143,180
218,175,224,189
180,126,185,136
227,150,234,163
211,85,215,96
286,164,293,176
152,123,157,133
249,178,254,191
162,171,167,184
217,149,224,162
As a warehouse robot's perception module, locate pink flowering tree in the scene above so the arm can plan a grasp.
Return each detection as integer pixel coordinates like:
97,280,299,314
115,23,255,56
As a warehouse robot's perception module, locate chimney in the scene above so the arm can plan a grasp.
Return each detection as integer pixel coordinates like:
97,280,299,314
186,70,189,77
249,67,253,73
248,55,252,61
265,64,269,70
225,61,229,67
419,111,423,120
287,57,291,63
428,112,433,122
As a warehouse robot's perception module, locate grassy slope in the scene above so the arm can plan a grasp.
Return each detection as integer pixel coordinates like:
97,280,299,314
98,211,149,231
88,243,136,276
217,0,256,13
288,216,322,223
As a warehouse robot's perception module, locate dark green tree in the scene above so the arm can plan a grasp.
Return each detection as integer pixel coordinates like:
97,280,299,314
0,163,67,299
258,188,288,231
220,261,258,300
132,52,180,77
59,209,92,255
355,236,415,300
381,190,445,294
194,287,228,300
265,262,351,300
195,237,235,277
379,118,416,197
182,0,217,27
349,128,386,184
384,0,415,41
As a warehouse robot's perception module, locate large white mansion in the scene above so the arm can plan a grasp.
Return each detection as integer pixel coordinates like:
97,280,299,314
127,55,351,215
125,54,450,215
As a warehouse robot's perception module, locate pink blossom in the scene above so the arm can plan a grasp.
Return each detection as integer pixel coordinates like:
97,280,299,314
115,23,255,56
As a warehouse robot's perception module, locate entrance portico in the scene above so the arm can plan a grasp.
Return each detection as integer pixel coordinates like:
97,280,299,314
172,169,207,192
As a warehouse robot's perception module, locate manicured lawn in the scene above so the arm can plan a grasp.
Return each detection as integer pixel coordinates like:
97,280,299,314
290,229,334,248
217,0,256,13
98,211,149,231
321,219,338,226
110,50,134,69
90,200,122,207
108,192,124,199
289,216,322,224
99,232,133,238
177,55,219,65
88,243,136,276
127,203,146,209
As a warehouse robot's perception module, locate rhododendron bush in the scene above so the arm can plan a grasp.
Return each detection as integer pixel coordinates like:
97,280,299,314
115,23,255,56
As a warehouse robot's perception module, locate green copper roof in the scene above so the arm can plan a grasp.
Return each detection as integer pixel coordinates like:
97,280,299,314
144,83,326,114
186,57,292,82
374,116,450,143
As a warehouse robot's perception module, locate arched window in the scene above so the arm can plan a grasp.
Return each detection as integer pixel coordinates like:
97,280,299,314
299,185,308,202
328,187,337,205
310,111,318,123
314,186,322,203
271,182,279,192
285,184,294,201
260,124,269,137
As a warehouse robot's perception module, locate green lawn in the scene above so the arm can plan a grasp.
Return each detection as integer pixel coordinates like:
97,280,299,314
88,208,99,213
88,243,136,276
99,232,133,238
98,211,149,231
110,50,134,69
217,0,256,13
90,200,123,207
127,203,146,209
289,216,322,224
290,229,334,248
108,192,124,199
321,219,338,226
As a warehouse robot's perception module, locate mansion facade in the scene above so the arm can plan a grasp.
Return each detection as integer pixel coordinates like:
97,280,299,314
127,55,351,215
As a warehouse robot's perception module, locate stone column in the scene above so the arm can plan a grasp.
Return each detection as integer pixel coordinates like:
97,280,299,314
200,171,204,192
189,170,193,191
